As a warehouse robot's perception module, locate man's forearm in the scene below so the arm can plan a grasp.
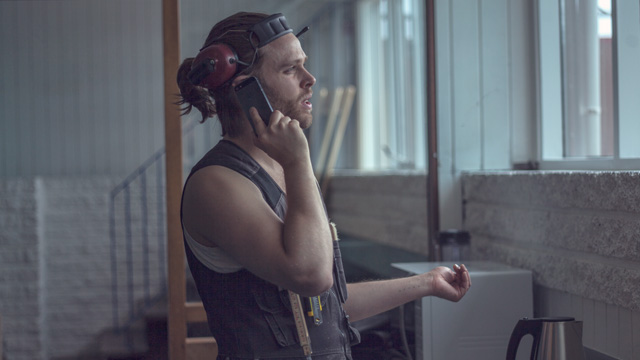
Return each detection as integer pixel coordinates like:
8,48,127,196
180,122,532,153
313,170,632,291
343,265,471,322
281,159,334,294
343,276,430,322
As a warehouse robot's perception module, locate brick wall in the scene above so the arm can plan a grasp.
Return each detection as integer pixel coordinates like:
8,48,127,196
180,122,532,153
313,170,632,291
0,179,44,360
0,177,167,360
42,178,117,358
462,171,640,359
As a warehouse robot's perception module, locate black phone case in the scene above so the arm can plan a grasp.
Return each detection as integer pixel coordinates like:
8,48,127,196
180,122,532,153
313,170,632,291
234,77,273,135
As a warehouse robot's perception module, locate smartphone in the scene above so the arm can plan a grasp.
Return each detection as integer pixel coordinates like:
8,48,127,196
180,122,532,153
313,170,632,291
234,76,273,136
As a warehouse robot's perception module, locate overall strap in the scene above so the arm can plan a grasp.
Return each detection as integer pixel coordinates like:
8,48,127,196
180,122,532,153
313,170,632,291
184,139,286,219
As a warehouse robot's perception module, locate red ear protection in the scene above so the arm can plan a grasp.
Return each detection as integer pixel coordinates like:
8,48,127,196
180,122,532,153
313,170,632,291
187,43,239,89
187,14,306,90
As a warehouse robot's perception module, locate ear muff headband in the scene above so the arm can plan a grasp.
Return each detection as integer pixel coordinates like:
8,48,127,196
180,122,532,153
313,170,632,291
187,13,302,90
250,13,293,48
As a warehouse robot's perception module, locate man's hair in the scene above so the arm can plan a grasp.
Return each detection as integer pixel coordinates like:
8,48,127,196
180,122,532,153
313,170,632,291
176,12,269,137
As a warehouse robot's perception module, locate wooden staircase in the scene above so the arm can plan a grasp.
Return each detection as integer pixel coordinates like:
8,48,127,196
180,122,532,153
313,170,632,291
90,278,212,360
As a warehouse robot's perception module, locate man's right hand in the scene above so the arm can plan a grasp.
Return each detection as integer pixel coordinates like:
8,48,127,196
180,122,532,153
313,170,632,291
250,107,311,169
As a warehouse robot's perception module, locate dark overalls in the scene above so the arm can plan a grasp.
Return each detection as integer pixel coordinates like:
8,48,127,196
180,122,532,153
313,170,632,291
181,140,360,359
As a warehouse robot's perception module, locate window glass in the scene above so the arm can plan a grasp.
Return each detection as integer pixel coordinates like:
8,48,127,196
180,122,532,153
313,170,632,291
561,0,613,158
539,0,640,167
356,0,426,170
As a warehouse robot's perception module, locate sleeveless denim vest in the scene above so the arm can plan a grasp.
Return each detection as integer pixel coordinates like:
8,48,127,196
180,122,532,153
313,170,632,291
181,140,360,359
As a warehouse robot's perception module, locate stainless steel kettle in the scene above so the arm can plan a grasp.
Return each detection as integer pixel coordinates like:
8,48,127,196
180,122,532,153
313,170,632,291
506,317,585,360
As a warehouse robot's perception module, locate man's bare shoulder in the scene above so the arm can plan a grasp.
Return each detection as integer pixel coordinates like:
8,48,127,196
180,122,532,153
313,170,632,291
184,165,265,212
182,164,276,247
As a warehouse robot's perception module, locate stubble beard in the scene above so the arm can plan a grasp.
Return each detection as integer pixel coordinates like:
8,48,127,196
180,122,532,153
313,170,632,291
262,83,313,129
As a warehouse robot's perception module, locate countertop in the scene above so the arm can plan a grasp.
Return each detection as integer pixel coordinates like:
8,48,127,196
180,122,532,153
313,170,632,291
338,235,429,282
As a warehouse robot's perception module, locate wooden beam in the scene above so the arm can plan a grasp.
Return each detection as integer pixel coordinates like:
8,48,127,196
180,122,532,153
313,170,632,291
315,87,344,177
162,0,185,359
426,0,440,262
320,86,356,196
185,301,208,323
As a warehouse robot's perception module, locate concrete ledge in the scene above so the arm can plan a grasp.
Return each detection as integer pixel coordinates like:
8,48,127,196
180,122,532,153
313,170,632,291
474,234,640,310
463,170,640,212
465,202,639,262
462,171,640,311
327,172,429,255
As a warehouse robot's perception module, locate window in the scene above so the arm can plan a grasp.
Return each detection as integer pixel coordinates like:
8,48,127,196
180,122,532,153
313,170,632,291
538,0,640,169
356,0,427,170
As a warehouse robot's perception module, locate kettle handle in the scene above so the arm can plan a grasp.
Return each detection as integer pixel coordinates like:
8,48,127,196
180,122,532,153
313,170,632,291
506,318,542,360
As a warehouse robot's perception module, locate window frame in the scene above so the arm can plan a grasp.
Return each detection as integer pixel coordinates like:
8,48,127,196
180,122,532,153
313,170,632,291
536,0,640,171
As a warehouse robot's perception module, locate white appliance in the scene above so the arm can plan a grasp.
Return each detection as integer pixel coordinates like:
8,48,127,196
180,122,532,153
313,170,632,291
392,261,533,360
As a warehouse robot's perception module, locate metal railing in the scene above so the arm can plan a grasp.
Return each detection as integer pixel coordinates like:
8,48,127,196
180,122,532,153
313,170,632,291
109,147,167,331
109,118,213,335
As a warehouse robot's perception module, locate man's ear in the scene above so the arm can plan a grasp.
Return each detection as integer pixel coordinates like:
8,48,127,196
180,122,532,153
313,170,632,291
231,74,250,88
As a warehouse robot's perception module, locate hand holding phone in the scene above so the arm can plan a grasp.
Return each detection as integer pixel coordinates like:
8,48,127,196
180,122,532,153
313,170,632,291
234,76,273,136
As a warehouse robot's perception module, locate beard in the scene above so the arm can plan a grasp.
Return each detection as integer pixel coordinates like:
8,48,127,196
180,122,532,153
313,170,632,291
261,81,313,129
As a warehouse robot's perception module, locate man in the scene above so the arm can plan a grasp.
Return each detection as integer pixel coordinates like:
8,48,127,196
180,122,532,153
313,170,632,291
177,12,471,360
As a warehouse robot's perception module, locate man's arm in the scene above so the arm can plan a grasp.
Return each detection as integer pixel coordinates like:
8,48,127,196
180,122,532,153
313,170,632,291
182,110,334,297
342,265,471,322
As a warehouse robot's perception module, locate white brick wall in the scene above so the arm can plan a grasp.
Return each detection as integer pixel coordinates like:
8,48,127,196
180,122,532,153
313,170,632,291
0,177,167,360
0,179,44,360
43,178,118,358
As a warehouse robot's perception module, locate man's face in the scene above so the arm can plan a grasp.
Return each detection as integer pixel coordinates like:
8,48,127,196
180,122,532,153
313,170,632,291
256,34,316,129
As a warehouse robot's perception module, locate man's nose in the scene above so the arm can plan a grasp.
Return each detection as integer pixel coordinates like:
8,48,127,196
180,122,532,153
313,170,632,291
302,69,316,88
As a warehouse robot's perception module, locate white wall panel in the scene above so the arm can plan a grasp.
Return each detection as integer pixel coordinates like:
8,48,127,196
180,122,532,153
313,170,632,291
480,0,510,169
1,1,19,176
436,0,536,228
451,0,482,171
0,0,353,178
0,0,165,178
